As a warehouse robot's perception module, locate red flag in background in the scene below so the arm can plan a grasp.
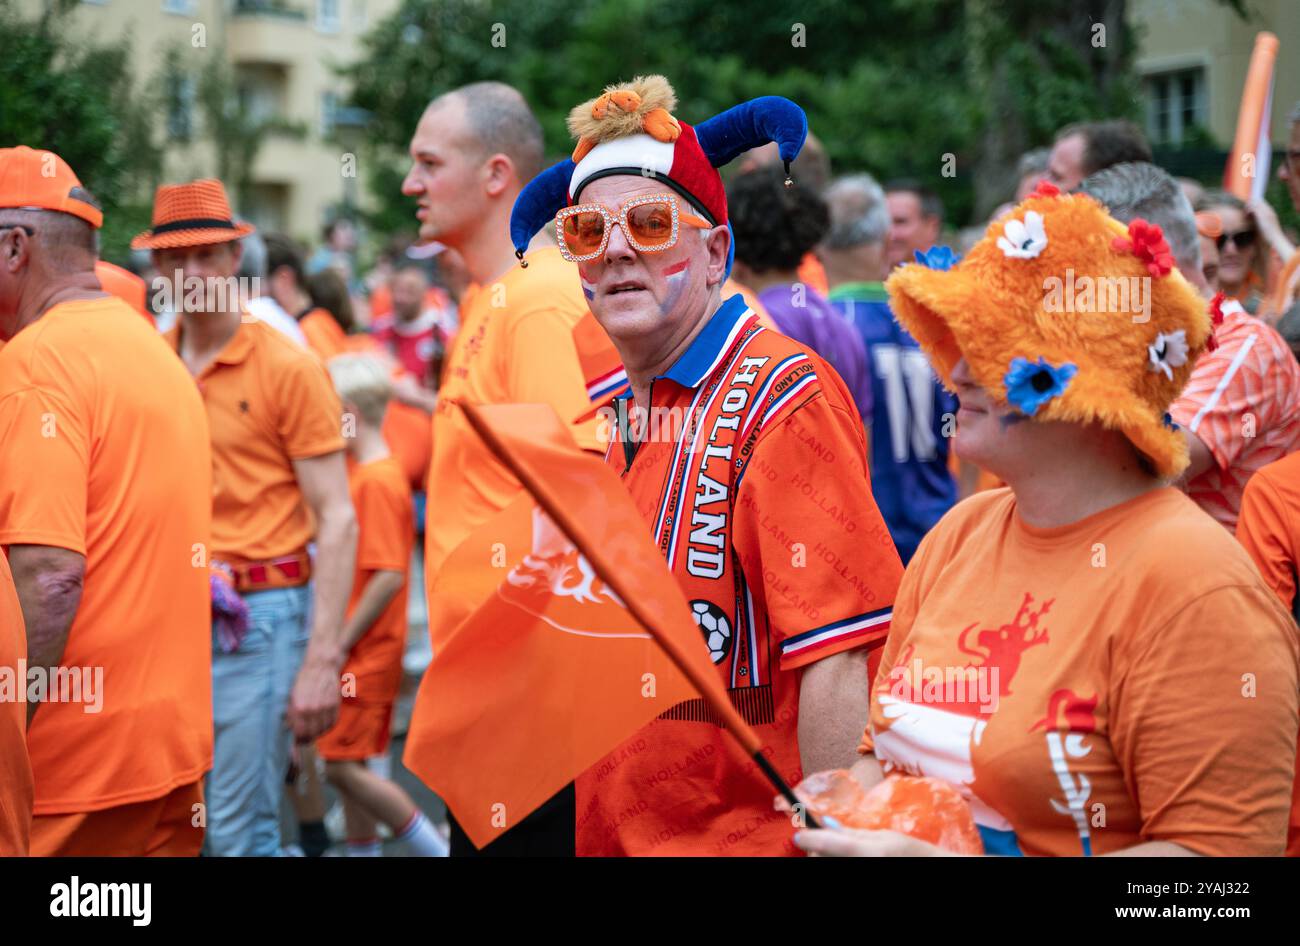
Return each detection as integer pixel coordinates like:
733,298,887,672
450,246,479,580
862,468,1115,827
403,403,762,850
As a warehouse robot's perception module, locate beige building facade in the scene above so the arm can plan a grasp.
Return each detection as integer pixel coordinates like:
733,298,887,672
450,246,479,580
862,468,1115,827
30,0,401,241
1131,0,1300,151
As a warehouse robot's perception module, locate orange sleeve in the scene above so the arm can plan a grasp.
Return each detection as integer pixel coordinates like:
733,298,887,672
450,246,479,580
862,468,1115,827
354,474,410,573
1237,471,1298,611
503,307,602,453
276,352,346,460
1110,583,1300,855
0,385,89,554
734,391,903,673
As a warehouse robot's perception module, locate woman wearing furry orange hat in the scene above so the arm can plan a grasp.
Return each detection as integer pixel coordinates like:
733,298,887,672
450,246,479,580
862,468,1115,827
794,184,1300,857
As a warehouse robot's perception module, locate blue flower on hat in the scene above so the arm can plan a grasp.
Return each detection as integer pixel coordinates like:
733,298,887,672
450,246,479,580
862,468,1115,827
1003,357,1077,416
914,245,959,271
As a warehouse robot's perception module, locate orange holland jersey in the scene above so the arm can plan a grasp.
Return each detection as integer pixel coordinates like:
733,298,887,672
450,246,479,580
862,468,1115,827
0,298,213,814
339,455,413,703
164,317,345,563
424,246,606,602
1171,301,1300,530
863,487,1299,856
576,294,904,856
0,549,32,854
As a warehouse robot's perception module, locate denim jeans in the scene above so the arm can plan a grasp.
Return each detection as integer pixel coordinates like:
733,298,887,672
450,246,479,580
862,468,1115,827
203,584,310,856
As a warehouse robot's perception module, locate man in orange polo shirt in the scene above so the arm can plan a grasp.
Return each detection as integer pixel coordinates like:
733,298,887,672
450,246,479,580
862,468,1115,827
400,81,615,854
0,147,212,855
136,178,359,857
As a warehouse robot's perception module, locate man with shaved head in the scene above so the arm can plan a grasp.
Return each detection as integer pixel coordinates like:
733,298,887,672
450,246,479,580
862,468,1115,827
0,147,212,854
401,82,616,855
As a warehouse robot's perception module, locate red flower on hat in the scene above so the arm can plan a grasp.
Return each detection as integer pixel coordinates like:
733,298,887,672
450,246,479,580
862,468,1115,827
1206,291,1227,352
1031,180,1060,198
1111,218,1174,278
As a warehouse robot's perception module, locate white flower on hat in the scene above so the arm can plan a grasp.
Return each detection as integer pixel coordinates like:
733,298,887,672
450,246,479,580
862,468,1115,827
997,210,1048,259
1148,329,1189,380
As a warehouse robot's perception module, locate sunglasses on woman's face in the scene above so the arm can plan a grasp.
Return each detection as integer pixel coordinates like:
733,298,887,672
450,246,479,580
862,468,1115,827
555,194,711,262
1215,229,1257,251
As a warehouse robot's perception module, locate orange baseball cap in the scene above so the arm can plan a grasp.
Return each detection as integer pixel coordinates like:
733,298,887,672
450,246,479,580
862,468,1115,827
0,146,103,228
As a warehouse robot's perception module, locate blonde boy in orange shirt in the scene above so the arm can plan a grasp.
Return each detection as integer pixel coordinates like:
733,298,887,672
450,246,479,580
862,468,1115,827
319,354,447,856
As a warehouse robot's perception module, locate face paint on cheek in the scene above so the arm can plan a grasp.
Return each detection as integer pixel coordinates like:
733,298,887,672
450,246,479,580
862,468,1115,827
659,258,690,314
999,412,1029,429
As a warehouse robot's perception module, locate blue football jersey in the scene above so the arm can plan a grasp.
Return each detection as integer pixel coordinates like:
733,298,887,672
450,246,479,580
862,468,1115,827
828,283,957,563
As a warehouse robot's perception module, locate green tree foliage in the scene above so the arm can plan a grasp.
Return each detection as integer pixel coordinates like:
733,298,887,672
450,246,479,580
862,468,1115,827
344,0,1156,230
0,0,162,261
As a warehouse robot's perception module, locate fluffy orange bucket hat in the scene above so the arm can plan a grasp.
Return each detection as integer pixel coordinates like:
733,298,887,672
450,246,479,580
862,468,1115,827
131,178,254,250
886,183,1212,478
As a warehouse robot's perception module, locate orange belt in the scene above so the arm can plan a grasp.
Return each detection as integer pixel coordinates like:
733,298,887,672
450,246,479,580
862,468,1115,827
219,553,312,594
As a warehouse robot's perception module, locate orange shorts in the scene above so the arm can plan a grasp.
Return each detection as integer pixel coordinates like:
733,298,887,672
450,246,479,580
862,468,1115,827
316,699,394,762
30,780,205,856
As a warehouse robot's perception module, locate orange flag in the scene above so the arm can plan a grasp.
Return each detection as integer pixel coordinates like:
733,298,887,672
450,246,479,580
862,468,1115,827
403,402,757,849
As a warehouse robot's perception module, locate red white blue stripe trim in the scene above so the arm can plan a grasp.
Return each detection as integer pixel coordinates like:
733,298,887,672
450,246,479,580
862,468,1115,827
758,371,818,434
780,607,892,663
587,366,630,403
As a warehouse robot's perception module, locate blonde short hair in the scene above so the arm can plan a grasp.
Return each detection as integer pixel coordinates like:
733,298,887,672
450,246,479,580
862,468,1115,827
328,353,392,427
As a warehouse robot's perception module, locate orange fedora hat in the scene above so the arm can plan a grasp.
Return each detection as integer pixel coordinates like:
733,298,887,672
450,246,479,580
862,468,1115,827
131,178,254,250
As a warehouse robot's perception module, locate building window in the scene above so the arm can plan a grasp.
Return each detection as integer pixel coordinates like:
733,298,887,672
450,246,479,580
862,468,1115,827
321,91,339,138
162,0,197,14
317,0,340,32
1143,67,1207,146
166,72,196,142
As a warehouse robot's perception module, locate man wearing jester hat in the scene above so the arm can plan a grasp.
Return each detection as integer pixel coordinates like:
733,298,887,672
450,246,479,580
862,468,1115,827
511,76,905,855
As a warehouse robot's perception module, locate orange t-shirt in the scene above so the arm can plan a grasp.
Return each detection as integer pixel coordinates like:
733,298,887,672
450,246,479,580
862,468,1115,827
0,549,32,854
165,317,345,563
1238,451,1300,612
0,297,213,814
1235,450,1300,856
425,246,605,590
862,487,1299,856
94,260,151,323
383,401,432,493
298,307,349,361
338,456,413,704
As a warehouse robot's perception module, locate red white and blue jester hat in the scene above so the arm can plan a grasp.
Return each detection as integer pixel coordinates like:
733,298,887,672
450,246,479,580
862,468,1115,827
510,75,808,275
